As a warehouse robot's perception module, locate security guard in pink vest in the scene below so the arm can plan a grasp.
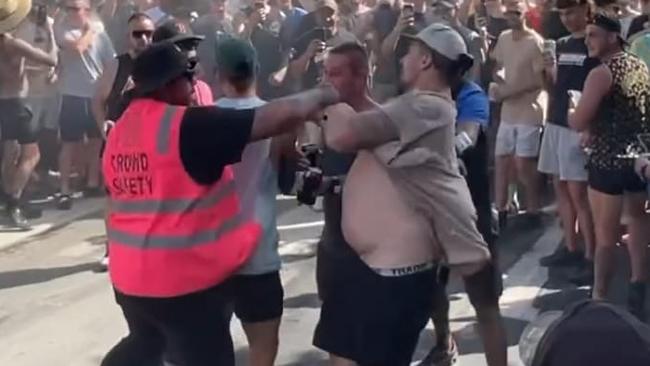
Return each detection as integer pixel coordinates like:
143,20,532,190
101,41,339,366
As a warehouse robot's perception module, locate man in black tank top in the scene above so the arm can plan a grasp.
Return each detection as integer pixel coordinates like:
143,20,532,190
569,14,650,320
537,0,598,285
91,13,154,270
92,12,154,133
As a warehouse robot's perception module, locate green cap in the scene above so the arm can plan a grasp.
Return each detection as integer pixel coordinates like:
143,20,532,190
215,37,259,81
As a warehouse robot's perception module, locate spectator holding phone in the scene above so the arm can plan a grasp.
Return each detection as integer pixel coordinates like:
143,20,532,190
287,0,357,91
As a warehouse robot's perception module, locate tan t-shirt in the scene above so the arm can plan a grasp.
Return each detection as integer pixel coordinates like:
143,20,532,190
492,29,546,125
344,90,491,268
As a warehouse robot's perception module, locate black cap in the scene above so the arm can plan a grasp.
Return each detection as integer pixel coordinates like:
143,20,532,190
591,13,622,33
152,20,204,45
215,37,259,81
132,41,196,95
590,13,628,45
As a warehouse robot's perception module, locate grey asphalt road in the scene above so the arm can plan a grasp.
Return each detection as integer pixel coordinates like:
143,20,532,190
0,197,586,366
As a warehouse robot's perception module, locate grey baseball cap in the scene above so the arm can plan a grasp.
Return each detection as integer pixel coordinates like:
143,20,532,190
402,23,471,61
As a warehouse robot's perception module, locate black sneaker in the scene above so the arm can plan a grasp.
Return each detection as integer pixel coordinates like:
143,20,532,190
568,263,594,287
628,282,647,322
7,206,31,229
57,195,73,210
540,245,584,267
522,212,544,227
498,211,508,232
21,204,42,220
416,339,458,366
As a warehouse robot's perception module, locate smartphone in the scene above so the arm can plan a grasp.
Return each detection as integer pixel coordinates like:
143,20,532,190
402,3,414,16
313,27,331,42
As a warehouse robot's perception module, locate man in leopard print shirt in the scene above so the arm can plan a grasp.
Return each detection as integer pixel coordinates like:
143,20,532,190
569,13,650,320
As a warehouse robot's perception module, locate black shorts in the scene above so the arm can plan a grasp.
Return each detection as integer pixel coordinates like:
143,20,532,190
224,272,284,323
59,95,102,142
314,246,435,366
588,166,646,195
0,98,37,144
106,283,235,366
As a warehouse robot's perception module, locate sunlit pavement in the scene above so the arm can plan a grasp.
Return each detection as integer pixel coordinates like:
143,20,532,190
1,198,644,366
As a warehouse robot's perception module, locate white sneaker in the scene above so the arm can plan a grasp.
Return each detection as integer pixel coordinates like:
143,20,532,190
98,255,109,272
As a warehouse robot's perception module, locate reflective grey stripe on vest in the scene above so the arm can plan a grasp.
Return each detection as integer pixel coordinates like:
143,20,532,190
156,106,179,154
109,179,236,214
108,213,243,248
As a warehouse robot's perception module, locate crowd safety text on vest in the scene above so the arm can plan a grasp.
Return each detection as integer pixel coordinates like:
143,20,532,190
109,153,154,196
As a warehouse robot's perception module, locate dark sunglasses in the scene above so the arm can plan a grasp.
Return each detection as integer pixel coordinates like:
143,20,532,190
65,6,89,12
505,10,523,16
131,30,154,39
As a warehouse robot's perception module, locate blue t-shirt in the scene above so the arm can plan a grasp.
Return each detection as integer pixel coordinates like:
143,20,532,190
280,7,308,48
456,81,490,126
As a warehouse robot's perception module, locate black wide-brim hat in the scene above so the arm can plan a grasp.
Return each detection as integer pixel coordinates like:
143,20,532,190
132,41,197,95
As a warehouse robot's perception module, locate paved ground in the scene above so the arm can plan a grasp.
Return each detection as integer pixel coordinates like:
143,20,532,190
0,196,645,366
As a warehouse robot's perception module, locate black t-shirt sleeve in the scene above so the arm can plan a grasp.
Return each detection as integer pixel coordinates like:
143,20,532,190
628,15,650,39
179,106,255,185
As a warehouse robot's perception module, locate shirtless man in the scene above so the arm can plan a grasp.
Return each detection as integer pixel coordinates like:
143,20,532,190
320,24,507,366
0,1,57,228
312,42,405,366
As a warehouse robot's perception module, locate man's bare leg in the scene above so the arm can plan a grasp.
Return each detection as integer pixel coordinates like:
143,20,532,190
57,141,80,209
515,157,540,214
554,179,580,252
59,142,77,195
495,155,513,228
9,143,40,200
623,192,649,319
622,193,649,284
464,264,508,366
241,319,281,366
2,141,19,194
85,138,102,189
567,181,595,260
430,284,452,351
588,188,623,300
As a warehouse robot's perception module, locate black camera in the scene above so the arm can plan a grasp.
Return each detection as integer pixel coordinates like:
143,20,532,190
296,144,323,206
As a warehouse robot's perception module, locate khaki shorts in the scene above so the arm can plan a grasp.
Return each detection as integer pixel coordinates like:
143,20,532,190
538,123,588,181
495,123,542,158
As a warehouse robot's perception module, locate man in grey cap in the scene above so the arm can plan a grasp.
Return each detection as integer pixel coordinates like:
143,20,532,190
320,24,507,366
428,0,485,82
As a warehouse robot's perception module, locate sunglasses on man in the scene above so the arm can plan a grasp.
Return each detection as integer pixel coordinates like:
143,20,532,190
505,10,523,17
132,30,154,39
65,6,90,13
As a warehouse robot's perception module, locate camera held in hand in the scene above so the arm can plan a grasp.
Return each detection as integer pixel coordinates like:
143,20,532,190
296,144,323,206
